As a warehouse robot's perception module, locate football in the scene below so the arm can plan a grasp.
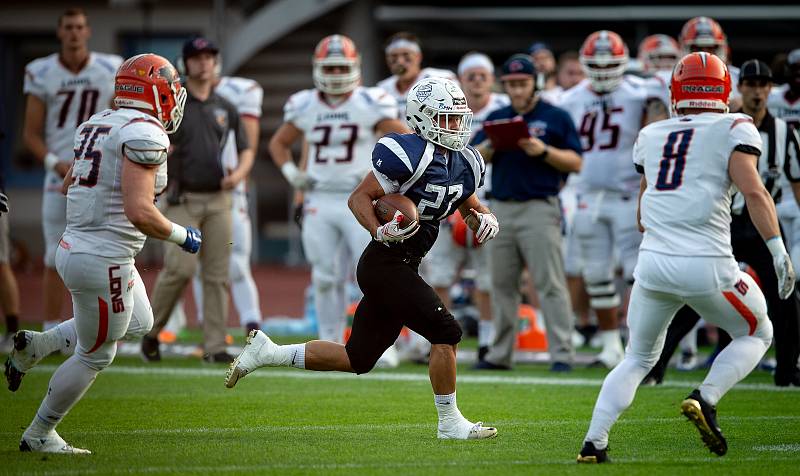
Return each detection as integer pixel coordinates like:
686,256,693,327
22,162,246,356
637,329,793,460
374,193,418,228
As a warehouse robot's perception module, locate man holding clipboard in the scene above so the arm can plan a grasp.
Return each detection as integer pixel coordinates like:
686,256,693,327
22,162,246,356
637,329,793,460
473,54,583,372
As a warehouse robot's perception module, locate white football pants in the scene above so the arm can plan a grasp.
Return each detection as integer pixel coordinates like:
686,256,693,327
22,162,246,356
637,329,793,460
584,252,773,448
302,191,369,343
42,174,67,268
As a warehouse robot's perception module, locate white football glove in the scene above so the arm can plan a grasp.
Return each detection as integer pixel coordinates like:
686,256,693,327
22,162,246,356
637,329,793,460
767,237,796,300
281,162,313,189
471,209,499,244
375,210,419,243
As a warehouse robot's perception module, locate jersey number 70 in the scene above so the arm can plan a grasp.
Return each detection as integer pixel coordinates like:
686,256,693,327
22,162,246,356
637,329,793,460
655,128,694,191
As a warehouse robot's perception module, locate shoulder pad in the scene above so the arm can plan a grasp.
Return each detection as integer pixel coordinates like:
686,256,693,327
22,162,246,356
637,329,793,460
283,89,315,123
120,118,169,165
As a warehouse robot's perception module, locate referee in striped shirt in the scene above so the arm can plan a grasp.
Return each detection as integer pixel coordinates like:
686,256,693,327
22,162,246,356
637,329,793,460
645,59,800,386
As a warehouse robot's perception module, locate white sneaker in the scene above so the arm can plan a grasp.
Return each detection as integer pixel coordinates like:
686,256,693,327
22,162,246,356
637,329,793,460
375,344,399,369
438,419,498,440
5,331,49,392
225,330,277,388
20,430,91,455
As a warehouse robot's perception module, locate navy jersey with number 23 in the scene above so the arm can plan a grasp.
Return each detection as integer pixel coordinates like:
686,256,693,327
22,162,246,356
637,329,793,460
371,132,486,257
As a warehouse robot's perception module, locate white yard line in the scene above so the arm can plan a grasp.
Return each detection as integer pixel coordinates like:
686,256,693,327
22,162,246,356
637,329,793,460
28,364,800,393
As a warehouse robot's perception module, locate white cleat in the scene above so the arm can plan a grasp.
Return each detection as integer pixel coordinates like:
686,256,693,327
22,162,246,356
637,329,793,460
438,419,498,440
20,430,91,455
375,344,399,369
225,330,277,388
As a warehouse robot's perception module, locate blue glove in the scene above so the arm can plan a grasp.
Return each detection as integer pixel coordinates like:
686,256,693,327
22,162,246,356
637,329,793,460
181,226,202,253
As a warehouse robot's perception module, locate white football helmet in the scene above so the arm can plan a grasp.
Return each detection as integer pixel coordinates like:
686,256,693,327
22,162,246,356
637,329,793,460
406,78,473,151
312,34,361,95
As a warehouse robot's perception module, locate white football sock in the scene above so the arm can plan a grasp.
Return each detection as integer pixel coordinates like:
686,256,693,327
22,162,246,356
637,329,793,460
434,392,465,422
28,355,99,437
273,343,306,369
584,356,651,449
231,270,261,327
314,281,346,343
478,320,494,347
699,335,768,406
39,319,77,356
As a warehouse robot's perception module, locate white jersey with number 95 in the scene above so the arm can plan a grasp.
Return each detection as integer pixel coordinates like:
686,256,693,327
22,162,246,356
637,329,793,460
634,112,762,258
63,108,169,259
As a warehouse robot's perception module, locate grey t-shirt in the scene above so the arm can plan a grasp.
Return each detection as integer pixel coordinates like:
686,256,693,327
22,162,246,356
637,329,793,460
168,90,248,192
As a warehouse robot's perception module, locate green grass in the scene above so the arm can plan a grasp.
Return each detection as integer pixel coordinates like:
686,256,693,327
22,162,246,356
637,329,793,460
2,352,799,475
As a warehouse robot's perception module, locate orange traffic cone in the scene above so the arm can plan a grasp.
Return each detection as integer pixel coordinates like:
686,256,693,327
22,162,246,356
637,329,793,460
516,304,548,351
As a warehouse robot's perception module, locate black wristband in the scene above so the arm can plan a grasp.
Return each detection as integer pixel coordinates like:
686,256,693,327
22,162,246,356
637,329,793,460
533,146,549,160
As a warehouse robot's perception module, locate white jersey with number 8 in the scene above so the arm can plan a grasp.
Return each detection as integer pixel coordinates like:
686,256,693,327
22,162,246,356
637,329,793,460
634,112,762,258
62,108,169,259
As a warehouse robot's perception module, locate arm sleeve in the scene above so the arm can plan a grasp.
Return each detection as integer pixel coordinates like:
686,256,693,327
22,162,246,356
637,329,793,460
784,124,800,182
728,116,762,158
371,136,415,194
23,64,46,100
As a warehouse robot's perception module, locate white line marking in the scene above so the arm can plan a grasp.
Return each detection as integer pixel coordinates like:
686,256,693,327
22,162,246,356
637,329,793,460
28,365,800,393
752,444,800,452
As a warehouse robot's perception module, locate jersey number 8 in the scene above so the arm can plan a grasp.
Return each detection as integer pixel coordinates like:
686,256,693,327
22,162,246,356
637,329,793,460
655,128,693,191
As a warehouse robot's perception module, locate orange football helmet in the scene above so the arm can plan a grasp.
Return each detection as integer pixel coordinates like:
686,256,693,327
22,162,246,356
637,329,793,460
312,34,361,95
679,16,728,62
114,54,186,133
670,52,731,113
579,30,629,93
638,34,680,72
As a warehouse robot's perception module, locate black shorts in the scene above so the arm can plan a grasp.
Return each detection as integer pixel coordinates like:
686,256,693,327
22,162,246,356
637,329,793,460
345,241,463,374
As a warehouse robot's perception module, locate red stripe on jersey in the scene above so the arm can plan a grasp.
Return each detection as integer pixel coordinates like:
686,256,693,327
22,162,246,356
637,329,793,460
722,291,757,336
88,297,110,353
730,117,753,130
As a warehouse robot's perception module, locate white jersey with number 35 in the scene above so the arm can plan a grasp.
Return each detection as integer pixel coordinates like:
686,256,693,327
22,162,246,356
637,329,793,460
634,112,762,257
63,108,169,259
559,76,658,194
284,86,398,192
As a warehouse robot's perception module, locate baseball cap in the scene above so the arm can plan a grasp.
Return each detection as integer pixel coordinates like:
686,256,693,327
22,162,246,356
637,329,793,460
501,54,536,80
527,41,552,55
182,36,219,59
739,59,772,83
787,48,800,65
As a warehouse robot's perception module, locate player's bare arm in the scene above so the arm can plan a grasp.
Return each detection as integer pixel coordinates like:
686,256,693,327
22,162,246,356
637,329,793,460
222,116,258,189
475,140,494,163
60,163,74,195
729,150,781,240
269,122,311,188
636,174,647,233
517,136,582,173
459,192,499,244
347,171,385,237
121,158,174,240
644,98,669,125
23,95,69,178
375,118,410,136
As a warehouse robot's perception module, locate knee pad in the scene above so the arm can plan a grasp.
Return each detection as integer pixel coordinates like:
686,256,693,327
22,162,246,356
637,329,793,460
77,341,118,371
124,308,154,341
586,281,621,309
428,317,463,345
312,268,337,293
228,252,249,283
754,317,774,348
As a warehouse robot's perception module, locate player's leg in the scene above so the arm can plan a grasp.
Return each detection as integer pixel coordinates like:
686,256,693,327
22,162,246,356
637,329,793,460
41,189,68,329
576,202,621,368
0,212,20,348
301,195,345,343
481,201,524,368
143,202,200,360
229,192,262,331
518,198,575,367
681,270,772,455
425,226,459,308
21,250,135,454
579,282,682,462
472,246,494,361
642,306,702,384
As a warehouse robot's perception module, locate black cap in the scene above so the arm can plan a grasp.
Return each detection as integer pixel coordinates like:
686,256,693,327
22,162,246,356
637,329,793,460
182,36,219,60
739,59,772,83
501,54,536,80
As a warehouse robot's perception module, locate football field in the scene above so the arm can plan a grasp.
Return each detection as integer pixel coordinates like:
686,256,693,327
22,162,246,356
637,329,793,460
2,350,799,475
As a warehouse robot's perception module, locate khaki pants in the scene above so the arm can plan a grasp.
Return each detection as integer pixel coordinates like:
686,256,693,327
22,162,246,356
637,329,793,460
149,191,232,354
486,198,575,366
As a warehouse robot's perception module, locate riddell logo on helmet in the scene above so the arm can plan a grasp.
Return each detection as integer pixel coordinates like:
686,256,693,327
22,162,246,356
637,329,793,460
681,85,724,93
116,84,144,93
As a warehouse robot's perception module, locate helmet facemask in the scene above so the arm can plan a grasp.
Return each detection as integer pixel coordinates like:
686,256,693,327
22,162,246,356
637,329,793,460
313,57,361,95
581,56,628,93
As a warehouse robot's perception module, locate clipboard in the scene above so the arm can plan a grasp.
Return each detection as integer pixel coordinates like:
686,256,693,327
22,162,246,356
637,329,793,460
482,117,531,151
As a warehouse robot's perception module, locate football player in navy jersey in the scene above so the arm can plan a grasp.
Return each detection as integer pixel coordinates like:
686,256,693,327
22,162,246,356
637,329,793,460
226,78,500,440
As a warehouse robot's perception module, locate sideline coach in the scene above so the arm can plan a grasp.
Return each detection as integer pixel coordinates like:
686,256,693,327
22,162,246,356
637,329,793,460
474,54,582,371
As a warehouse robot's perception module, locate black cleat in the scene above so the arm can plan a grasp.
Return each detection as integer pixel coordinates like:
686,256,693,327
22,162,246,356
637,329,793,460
204,351,235,364
140,335,161,362
681,389,727,456
576,441,610,463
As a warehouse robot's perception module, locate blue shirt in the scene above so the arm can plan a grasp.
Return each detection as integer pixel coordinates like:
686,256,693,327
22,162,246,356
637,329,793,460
372,133,485,257
473,100,581,201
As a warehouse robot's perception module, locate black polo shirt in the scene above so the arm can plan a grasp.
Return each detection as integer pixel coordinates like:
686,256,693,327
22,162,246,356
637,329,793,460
168,89,248,192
